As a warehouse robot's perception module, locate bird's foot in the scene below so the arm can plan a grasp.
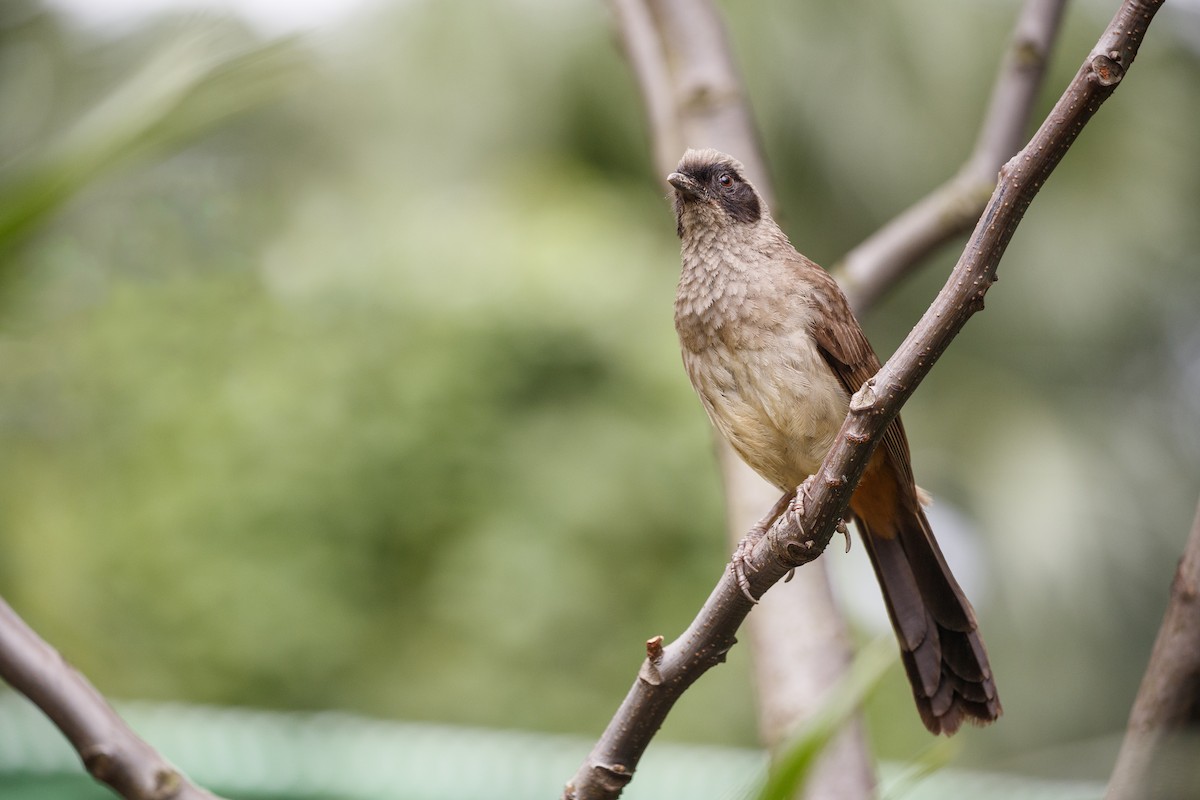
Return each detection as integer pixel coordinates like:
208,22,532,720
732,489,795,603
731,533,762,604
778,480,850,557
776,477,830,566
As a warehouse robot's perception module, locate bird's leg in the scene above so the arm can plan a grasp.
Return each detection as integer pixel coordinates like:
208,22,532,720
732,489,796,603
837,516,851,553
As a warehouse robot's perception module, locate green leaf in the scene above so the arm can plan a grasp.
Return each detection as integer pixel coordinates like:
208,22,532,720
754,636,898,800
0,27,305,256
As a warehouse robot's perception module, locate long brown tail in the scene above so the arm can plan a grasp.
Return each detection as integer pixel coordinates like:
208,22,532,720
851,465,1002,735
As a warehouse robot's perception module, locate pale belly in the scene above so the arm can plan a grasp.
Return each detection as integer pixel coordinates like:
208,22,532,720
683,334,850,492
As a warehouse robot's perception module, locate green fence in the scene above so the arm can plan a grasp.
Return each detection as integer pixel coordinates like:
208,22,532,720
0,693,1105,799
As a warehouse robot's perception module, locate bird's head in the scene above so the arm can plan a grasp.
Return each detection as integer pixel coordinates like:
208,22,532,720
667,149,763,239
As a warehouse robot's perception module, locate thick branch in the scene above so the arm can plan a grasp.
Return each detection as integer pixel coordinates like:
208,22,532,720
608,2,876,797
608,0,681,180
568,1,1163,797
836,0,1067,314
0,597,223,800
1106,496,1200,800
633,0,775,198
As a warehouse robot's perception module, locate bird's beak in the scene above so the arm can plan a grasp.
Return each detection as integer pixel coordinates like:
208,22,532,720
667,172,703,199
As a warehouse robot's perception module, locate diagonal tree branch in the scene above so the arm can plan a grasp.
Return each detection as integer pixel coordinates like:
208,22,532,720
606,0,1069,798
0,597,224,800
566,1,1164,797
835,0,1068,315
1105,495,1200,800
607,2,878,797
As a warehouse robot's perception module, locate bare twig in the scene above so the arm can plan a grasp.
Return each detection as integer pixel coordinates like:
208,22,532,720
1106,496,1200,800
835,0,1068,314
567,1,1164,797
608,2,877,797
0,597,224,800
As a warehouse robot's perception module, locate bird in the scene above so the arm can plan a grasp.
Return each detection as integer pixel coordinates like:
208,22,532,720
667,147,1001,735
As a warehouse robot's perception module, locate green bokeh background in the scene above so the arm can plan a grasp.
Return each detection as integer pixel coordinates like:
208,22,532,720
1,0,1198,789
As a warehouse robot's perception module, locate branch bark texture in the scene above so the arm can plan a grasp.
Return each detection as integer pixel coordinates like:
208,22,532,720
0,597,223,800
1106,496,1200,800
567,1,1163,797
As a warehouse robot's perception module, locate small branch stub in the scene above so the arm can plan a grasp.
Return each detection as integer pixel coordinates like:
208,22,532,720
639,635,666,685
849,379,877,411
645,635,665,664
1091,53,1125,86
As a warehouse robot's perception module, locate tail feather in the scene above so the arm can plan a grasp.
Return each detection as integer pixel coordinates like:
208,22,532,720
856,505,1001,736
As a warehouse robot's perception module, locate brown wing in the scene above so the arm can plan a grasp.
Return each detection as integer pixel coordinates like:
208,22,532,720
790,259,1001,735
795,256,917,489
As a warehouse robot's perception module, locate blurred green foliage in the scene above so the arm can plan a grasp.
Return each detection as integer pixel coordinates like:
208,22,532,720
754,637,896,800
1,0,1198,786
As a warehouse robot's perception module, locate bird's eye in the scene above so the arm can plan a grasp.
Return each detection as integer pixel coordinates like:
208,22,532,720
718,173,734,189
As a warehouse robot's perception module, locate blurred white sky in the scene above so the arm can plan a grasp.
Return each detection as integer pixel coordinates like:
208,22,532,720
45,0,377,35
